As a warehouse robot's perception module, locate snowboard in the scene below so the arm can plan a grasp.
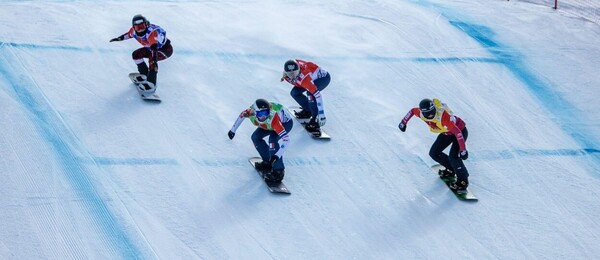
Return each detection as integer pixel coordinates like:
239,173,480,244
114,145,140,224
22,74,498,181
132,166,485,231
431,164,477,201
288,106,330,139
249,157,291,194
128,72,161,102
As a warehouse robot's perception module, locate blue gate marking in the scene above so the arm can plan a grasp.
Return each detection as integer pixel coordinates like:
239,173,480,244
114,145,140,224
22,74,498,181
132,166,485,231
0,41,500,63
90,157,179,166
0,45,143,259
447,21,600,164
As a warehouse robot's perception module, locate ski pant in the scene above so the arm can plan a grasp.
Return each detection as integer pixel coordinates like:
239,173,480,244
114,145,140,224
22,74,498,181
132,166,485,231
132,39,173,85
251,120,293,170
429,127,469,182
290,72,331,117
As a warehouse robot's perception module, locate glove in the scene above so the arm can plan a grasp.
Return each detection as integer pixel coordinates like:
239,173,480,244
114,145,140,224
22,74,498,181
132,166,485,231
398,122,406,132
109,35,123,42
227,131,235,140
317,112,326,126
459,150,469,160
269,155,279,165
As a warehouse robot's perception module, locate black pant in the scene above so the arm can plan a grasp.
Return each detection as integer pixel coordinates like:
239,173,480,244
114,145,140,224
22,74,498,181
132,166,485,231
132,39,174,61
429,127,469,182
132,39,173,85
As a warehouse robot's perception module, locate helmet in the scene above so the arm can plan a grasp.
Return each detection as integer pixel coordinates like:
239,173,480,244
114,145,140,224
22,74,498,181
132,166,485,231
132,14,149,37
252,98,271,122
283,59,300,79
419,98,436,119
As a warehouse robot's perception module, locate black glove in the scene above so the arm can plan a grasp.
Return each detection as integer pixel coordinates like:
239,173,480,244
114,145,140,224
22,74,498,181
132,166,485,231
269,155,279,165
398,122,406,132
459,150,469,160
109,35,124,42
228,131,235,140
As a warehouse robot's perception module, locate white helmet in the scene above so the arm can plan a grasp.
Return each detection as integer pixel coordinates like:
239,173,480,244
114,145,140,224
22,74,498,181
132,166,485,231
283,59,300,79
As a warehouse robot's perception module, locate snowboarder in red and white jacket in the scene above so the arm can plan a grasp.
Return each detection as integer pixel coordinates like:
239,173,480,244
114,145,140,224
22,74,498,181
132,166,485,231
398,98,470,193
281,59,331,132
110,14,173,88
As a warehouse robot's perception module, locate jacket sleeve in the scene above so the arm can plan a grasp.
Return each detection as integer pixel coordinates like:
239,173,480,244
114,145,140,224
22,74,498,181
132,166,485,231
124,28,134,40
401,108,419,125
230,109,251,133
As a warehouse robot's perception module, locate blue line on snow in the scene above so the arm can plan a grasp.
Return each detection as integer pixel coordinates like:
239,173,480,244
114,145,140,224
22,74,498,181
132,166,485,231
447,21,600,162
91,157,179,166
476,148,600,160
0,41,499,64
0,45,142,259
0,41,94,52
193,149,599,167
193,156,365,167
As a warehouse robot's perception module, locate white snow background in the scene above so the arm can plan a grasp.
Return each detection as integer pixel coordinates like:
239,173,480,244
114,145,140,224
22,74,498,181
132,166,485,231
1,0,599,259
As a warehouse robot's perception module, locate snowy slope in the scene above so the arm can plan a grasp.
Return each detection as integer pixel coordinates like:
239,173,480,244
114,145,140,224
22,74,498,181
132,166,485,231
1,0,599,259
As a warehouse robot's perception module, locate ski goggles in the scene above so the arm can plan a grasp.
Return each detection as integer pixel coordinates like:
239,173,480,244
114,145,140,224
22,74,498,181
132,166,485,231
255,109,270,121
284,69,300,79
133,22,147,32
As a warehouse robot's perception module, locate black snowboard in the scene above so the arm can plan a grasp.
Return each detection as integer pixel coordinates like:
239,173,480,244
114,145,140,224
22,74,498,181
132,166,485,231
249,157,290,194
431,164,477,201
288,106,330,139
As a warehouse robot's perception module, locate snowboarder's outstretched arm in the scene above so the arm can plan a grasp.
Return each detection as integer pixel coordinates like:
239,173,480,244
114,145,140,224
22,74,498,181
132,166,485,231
109,33,126,42
109,29,134,42
398,108,418,132
228,109,251,140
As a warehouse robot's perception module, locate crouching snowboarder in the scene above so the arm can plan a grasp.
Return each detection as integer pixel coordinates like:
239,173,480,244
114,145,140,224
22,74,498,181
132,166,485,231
228,99,294,183
398,98,471,194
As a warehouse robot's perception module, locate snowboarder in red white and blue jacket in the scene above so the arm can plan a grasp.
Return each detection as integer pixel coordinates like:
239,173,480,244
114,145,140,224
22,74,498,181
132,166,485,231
110,14,173,88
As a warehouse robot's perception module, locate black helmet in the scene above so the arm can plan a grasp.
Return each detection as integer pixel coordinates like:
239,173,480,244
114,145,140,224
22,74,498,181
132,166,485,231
132,14,149,37
252,99,271,121
419,98,436,119
283,59,300,79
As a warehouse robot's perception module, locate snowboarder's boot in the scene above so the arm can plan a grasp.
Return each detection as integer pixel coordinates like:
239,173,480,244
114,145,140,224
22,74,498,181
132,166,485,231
438,168,456,179
449,180,469,194
254,160,272,172
305,117,321,133
266,168,285,183
147,70,158,86
294,109,312,119
137,62,149,76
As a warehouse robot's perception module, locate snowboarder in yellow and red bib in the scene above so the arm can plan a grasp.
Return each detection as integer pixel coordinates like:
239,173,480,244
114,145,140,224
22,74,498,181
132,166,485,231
398,98,470,194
